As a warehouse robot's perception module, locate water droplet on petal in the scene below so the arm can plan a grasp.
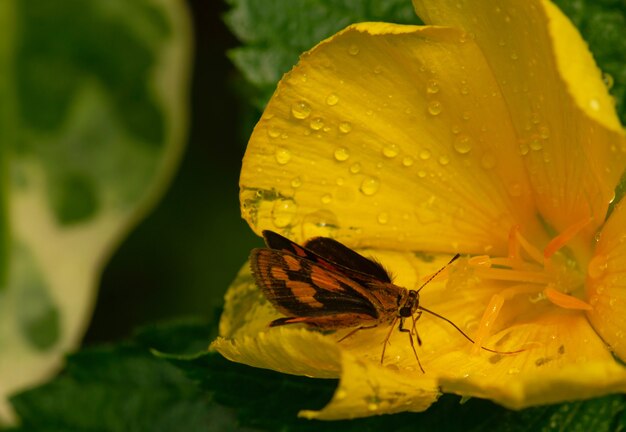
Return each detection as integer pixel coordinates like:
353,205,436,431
326,93,339,106
508,182,522,197
603,72,614,90
438,155,450,166
321,194,332,204
453,134,472,154
267,125,281,138
309,117,324,130
360,176,380,196
529,135,542,151
427,100,443,116
334,147,350,162
588,254,608,279
348,44,360,55
382,143,399,158
519,142,530,155
291,177,302,188
350,163,361,174
377,212,389,224
481,151,496,169
402,156,414,167
291,101,311,119
275,147,291,165
339,121,352,134
426,79,440,94
272,199,298,228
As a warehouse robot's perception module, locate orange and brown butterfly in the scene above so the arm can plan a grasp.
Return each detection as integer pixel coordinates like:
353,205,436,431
250,230,517,373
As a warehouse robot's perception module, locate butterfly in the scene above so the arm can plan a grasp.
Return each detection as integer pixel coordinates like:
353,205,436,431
250,230,516,372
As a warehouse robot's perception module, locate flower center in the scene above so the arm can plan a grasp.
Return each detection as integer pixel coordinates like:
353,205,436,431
466,217,592,351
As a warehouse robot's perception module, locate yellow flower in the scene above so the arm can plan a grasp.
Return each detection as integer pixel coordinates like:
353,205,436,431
211,0,626,419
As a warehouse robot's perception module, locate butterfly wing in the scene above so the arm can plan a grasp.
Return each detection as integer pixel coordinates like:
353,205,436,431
250,247,381,329
262,230,392,284
303,236,391,283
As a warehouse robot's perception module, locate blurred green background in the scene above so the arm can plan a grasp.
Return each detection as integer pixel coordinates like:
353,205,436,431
83,0,260,344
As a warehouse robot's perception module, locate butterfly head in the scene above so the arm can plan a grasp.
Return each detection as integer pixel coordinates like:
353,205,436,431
398,289,420,318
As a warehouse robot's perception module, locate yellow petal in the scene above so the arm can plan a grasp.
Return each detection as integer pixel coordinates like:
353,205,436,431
211,254,443,418
241,23,545,255
412,0,626,245
300,350,438,420
436,312,626,409
587,199,626,360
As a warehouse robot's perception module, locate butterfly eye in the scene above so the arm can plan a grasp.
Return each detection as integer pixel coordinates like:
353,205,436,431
399,305,412,317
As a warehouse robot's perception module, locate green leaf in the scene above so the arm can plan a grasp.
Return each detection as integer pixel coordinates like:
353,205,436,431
7,319,228,432
0,0,191,420
224,0,420,109
6,319,625,431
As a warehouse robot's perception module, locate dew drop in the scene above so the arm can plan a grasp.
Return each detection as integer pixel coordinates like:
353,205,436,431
373,65,383,74
348,44,360,55
481,151,496,169
334,147,350,162
417,170,427,178
326,93,339,106
321,194,332,204
336,177,345,186
350,163,361,174
602,72,614,90
267,125,281,138
291,177,302,188
460,85,470,95
291,101,311,119
519,142,530,155
360,176,380,196
589,98,600,111
275,147,291,165
271,199,298,228
377,212,389,224
462,111,471,120
588,254,608,279
453,134,472,154
419,149,431,160
339,121,352,134
426,79,440,94
438,155,450,166
427,100,443,116
508,182,522,197
402,156,415,167
367,403,379,412
539,125,550,139
382,143,399,158
529,136,542,151
309,117,324,130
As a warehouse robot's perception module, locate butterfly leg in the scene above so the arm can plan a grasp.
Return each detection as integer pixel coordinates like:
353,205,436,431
380,316,398,365
399,317,425,373
410,312,423,346
337,324,377,343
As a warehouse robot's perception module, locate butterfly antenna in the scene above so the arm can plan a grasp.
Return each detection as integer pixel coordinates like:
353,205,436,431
416,253,461,294
418,306,524,355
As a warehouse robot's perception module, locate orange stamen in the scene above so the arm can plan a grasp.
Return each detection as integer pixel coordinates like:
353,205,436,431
543,217,593,259
472,294,504,354
544,285,592,310
508,225,520,259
